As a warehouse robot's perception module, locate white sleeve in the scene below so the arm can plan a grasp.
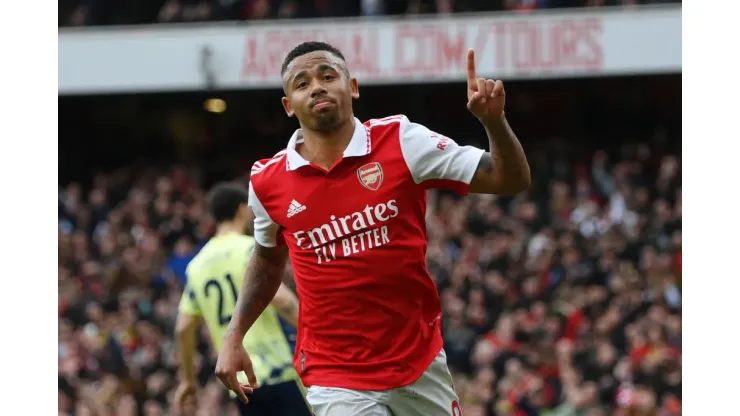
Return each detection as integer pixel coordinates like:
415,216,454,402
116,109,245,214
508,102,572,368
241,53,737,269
248,182,280,248
398,116,486,193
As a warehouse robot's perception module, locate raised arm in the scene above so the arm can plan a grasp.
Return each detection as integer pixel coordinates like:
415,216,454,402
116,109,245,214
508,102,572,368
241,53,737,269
468,119,530,195
396,50,529,196
465,48,530,195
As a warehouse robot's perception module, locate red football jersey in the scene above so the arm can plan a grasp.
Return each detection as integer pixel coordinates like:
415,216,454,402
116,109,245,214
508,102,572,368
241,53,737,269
248,115,485,390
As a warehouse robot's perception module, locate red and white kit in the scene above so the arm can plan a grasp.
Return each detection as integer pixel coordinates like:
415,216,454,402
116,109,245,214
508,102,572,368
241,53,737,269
249,115,483,415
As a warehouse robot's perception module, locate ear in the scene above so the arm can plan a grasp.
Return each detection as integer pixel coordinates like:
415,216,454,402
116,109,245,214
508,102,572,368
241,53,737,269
350,78,360,99
281,96,295,117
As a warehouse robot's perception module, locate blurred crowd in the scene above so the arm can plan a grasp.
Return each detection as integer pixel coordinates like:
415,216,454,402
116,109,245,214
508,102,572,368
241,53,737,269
434,146,681,416
58,133,681,415
59,0,681,27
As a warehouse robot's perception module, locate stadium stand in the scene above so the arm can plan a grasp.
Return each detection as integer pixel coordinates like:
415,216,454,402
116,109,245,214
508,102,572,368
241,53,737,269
59,0,682,27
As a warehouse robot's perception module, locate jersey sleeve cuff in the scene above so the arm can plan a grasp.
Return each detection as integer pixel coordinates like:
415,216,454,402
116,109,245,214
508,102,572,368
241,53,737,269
253,235,278,248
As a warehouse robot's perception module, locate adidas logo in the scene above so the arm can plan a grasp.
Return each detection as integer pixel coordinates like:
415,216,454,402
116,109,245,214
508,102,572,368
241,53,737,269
287,199,306,218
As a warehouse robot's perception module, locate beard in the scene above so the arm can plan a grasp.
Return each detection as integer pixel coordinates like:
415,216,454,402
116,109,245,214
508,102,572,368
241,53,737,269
312,109,342,132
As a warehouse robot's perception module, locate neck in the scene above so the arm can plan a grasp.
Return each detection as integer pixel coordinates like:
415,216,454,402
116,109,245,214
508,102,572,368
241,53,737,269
299,117,355,169
215,222,243,237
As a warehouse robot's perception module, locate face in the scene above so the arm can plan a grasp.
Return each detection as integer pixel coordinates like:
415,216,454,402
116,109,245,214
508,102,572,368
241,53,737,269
282,51,359,133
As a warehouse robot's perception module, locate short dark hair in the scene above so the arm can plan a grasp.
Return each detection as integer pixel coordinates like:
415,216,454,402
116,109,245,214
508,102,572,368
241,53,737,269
281,41,346,76
207,182,249,223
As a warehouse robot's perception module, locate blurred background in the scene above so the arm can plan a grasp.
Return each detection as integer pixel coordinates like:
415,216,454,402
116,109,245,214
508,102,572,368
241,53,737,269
58,1,681,415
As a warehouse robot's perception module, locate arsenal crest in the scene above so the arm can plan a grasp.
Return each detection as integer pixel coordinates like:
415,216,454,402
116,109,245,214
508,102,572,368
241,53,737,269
357,162,384,191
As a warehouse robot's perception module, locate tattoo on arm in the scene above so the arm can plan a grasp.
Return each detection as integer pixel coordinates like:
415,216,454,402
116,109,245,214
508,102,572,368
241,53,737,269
226,244,287,342
471,152,500,192
470,118,530,195
476,152,494,175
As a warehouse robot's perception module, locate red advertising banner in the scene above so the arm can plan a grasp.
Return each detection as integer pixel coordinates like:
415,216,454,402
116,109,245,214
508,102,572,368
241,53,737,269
242,17,605,81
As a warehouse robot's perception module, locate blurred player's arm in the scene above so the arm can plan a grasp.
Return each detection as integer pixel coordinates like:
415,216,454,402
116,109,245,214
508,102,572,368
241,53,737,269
175,313,201,383
271,283,300,327
176,284,203,384
79,384,109,416
468,117,530,195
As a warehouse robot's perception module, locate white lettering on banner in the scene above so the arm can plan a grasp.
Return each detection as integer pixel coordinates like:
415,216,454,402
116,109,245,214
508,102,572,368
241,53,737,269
292,200,398,264
241,17,604,81
58,7,681,94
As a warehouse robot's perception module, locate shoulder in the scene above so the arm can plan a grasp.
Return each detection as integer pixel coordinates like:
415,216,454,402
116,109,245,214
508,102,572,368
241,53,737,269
363,114,408,133
249,150,289,208
185,253,204,283
250,149,288,185
363,115,418,151
364,114,407,127
186,239,215,275
233,235,256,253
364,115,432,142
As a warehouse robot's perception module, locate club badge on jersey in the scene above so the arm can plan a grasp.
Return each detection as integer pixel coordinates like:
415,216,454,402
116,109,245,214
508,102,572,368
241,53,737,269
357,162,384,191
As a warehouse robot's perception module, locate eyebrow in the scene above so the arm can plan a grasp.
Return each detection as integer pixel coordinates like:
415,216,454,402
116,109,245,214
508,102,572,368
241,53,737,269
292,71,307,82
317,64,336,72
291,64,339,83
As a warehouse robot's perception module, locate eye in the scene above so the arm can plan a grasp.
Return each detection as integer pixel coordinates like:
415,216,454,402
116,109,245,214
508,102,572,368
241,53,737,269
323,75,335,81
296,82,308,89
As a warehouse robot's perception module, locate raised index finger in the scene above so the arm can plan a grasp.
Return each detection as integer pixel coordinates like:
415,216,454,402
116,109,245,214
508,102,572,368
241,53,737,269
466,48,477,88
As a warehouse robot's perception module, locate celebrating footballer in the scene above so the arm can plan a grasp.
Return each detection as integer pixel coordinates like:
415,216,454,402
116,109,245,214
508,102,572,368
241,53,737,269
215,41,531,416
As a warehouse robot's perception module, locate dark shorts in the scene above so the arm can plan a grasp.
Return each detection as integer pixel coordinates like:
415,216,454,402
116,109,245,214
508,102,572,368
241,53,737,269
235,380,312,416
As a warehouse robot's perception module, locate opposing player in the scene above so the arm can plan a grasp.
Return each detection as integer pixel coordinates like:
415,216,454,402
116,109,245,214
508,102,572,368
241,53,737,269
215,42,530,415
174,182,311,416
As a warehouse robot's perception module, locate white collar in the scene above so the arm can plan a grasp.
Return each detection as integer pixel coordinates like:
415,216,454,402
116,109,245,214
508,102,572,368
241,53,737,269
285,117,370,171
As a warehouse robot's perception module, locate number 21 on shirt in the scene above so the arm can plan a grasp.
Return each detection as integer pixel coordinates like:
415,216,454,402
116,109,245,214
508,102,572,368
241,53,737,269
205,273,238,326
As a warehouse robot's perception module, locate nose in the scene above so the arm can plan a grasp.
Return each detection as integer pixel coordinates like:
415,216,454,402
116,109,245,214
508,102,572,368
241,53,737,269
309,81,327,98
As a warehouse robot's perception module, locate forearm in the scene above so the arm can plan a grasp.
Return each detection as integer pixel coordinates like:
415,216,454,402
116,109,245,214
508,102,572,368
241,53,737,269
225,244,287,341
272,284,300,327
481,115,530,194
175,318,198,382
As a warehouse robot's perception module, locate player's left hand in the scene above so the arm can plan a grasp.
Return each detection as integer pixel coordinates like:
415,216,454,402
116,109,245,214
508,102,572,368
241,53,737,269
215,341,258,404
466,48,506,122
174,380,197,414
